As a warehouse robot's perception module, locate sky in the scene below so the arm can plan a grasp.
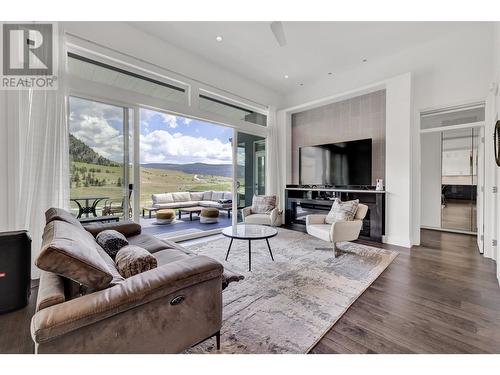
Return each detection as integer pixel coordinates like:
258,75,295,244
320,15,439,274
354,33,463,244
69,97,233,165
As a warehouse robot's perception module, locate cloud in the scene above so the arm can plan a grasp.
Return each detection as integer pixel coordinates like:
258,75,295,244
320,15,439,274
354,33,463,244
183,118,192,125
140,130,232,164
141,109,178,128
69,98,124,162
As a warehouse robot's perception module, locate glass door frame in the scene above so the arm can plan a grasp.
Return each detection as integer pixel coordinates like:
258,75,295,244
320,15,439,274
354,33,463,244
67,94,135,221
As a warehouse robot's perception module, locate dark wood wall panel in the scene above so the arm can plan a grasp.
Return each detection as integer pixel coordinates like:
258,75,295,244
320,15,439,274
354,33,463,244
291,90,386,185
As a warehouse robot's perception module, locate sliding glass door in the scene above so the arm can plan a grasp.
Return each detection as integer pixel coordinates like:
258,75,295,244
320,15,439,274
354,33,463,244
236,132,266,223
138,108,234,238
68,96,132,220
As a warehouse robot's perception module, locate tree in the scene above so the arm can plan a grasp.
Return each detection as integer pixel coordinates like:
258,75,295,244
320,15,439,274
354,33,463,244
117,177,122,187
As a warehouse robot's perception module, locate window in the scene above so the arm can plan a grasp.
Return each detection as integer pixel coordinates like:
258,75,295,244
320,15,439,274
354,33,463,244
68,96,132,220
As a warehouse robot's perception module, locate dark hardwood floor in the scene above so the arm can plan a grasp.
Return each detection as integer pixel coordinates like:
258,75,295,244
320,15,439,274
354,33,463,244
1,229,499,354
311,229,500,353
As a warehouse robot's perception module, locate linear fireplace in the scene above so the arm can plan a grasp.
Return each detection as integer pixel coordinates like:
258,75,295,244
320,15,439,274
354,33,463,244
284,186,385,242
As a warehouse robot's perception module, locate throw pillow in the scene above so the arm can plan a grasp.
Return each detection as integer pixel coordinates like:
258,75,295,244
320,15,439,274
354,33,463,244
251,195,277,214
325,199,359,224
115,245,158,278
96,230,129,260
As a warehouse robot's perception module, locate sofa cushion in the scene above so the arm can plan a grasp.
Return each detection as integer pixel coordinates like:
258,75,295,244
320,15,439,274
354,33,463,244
172,192,191,202
325,199,359,224
96,230,129,260
45,207,84,229
189,192,204,201
244,213,272,225
223,192,233,201
127,233,173,253
152,193,174,204
211,191,224,201
251,195,276,214
153,248,192,266
115,245,158,278
95,246,125,285
36,220,113,290
157,201,198,209
202,191,213,201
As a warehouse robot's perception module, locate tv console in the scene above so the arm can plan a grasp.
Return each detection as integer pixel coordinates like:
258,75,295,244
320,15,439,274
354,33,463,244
284,185,385,243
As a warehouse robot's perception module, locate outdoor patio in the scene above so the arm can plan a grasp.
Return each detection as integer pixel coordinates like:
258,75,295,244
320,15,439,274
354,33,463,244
140,209,238,239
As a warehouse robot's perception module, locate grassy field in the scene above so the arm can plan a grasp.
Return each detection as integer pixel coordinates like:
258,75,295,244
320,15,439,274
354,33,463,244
70,161,232,214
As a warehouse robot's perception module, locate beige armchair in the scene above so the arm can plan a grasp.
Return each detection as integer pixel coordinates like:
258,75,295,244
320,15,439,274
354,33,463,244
242,196,282,226
306,204,368,256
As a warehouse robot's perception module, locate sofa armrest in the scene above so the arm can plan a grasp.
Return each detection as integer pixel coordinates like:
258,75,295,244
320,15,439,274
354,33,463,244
330,220,363,243
306,215,327,226
84,220,142,238
242,206,252,218
31,255,223,344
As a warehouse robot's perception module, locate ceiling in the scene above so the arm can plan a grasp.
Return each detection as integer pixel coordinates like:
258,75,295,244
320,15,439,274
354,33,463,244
130,22,486,95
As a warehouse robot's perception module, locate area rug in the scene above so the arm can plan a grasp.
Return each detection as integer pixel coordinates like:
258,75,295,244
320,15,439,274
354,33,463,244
185,228,398,354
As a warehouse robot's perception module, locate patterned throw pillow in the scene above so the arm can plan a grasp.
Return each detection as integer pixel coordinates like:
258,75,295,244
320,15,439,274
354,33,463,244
115,245,158,278
96,230,129,260
325,199,359,224
251,195,277,214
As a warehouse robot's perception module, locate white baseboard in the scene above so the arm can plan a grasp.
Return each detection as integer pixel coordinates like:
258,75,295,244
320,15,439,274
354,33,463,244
382,235,412,248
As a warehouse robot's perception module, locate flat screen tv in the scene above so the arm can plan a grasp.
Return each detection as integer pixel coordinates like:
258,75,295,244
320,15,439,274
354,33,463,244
299,139,372,186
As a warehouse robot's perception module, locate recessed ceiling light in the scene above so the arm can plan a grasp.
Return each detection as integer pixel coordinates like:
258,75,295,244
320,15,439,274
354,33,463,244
215,36,223,42
362,58,368,63
284,74,289,79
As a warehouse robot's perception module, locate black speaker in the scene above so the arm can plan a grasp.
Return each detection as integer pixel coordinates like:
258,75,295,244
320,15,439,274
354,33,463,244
0,230,31,314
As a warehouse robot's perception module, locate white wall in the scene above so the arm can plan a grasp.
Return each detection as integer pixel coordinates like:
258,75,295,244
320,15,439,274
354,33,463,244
384,73,413,247
280,24,494,247
421,132,442,228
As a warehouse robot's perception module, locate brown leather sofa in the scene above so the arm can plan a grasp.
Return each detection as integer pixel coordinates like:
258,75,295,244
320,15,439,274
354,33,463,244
31,208,242,354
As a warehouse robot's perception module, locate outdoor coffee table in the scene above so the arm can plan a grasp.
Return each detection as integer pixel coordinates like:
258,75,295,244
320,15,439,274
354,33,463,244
222,224,277,271
178,206,204,221
142,206,160,218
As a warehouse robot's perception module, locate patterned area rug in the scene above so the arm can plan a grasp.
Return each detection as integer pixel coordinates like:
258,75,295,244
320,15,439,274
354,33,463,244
185,228,398,354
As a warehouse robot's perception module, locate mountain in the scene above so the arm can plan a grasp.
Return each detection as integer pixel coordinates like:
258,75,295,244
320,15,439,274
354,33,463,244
69,134,119,167
142,162,234,177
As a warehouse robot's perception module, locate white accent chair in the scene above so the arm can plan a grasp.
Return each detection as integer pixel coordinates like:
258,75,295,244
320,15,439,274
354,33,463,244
306,204,368,256
242,196,282,226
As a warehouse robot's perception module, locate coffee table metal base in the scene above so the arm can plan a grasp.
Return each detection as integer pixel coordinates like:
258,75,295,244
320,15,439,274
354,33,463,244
225,237,274,272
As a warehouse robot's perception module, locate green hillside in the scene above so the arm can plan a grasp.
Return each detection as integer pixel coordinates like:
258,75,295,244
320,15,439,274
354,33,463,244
69,134,232,215
70,161,232,213
69,134,119,167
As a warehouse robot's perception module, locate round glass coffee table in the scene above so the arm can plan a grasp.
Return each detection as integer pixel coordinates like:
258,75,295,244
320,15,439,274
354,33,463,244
222,224,278,271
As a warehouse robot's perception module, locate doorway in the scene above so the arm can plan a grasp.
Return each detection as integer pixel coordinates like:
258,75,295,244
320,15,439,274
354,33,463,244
440,128,480,232
420,103,485,251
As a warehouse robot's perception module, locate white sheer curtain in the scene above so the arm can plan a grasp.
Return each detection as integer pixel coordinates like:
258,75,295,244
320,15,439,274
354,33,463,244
266,106,283,220
4,27,69,277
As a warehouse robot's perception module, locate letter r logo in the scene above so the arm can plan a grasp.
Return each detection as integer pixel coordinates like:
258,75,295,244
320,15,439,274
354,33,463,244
2,23,53,75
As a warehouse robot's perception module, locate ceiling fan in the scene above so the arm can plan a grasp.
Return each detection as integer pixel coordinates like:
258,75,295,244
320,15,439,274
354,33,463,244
270,21,287,47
